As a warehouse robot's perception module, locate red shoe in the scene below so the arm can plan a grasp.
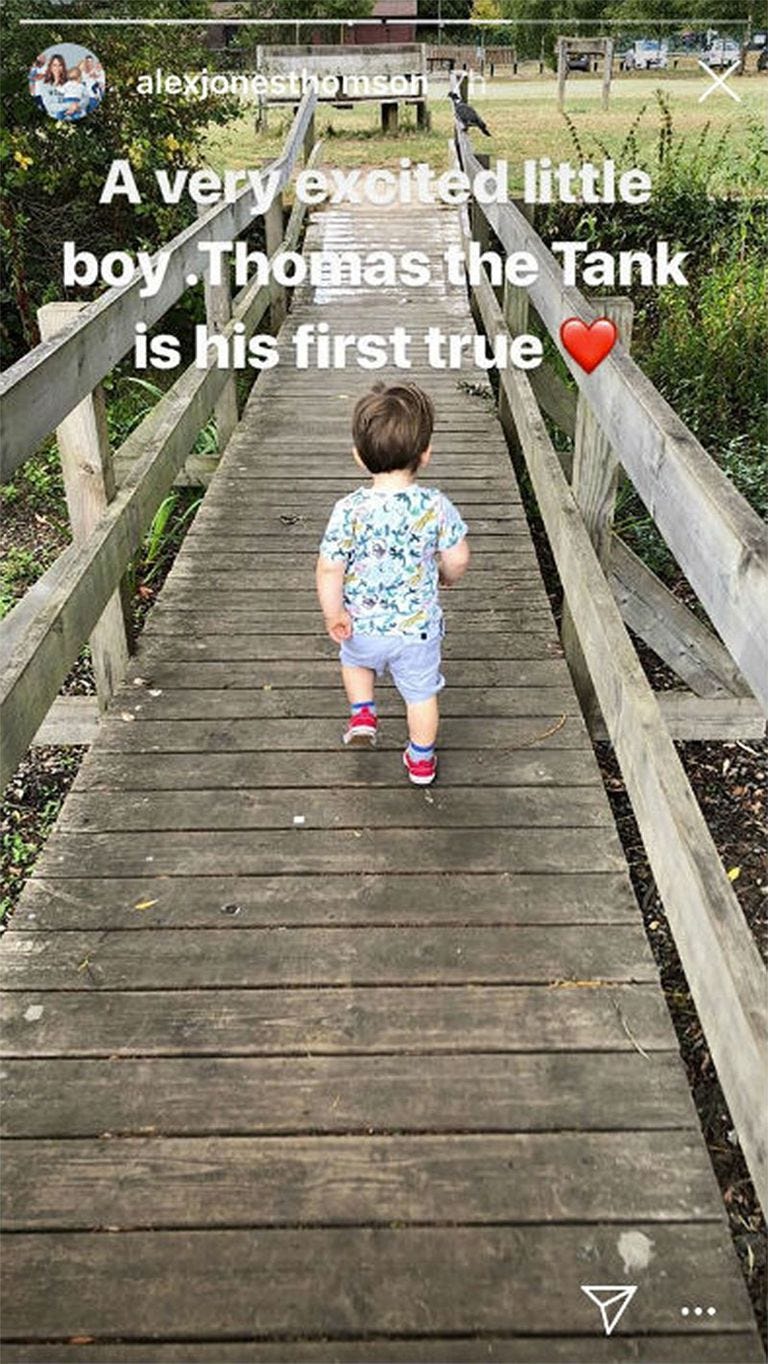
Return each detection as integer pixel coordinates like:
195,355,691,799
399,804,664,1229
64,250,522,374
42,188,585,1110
403,747,437,786
343,708,378,747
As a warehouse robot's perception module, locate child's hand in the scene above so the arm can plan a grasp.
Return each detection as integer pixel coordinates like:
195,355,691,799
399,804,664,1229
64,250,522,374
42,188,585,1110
326,612,353,643
438,571,453,589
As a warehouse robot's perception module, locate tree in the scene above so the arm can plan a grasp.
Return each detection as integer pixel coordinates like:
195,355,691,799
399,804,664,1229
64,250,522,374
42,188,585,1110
471,0,505,38
246,0,374,44
0,0,236,359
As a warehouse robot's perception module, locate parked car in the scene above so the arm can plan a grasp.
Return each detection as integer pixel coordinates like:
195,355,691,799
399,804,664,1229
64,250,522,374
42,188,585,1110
620,40,669,71
565,52,591,72
702,38,741,68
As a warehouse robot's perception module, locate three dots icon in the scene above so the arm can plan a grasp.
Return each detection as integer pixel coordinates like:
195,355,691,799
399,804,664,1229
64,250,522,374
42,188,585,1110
681,1305,717,1317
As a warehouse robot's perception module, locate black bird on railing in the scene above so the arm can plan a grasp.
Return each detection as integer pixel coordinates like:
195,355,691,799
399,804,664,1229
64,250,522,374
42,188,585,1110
448,90,491,137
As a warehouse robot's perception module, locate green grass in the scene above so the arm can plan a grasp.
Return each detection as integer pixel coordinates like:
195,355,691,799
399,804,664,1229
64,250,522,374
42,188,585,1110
206,75,768,195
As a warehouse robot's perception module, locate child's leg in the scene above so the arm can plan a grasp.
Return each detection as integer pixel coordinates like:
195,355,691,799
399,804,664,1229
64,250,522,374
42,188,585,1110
391,635,443,783
341,663,378,747
405,695,439,748
342,665,376,709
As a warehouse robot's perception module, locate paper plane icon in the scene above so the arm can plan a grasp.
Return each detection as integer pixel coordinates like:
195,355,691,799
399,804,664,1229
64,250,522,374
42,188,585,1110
581,1284,638,1336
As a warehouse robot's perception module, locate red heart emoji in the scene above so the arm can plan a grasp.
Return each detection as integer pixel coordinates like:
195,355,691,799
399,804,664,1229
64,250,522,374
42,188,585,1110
560,317,618,373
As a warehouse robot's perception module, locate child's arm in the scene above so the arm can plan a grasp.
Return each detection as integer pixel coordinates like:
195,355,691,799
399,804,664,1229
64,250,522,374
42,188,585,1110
316,556,352,642
438,537,470,587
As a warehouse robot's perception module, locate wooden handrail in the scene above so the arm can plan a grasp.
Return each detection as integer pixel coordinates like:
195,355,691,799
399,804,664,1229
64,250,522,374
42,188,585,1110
0,100,318,788
471,256,768,1213
0,91,317,483
450,131,767,1210
456,131,768,717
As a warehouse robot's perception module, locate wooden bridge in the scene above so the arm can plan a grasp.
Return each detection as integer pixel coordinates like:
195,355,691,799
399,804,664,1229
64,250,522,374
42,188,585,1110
1,95,766,1361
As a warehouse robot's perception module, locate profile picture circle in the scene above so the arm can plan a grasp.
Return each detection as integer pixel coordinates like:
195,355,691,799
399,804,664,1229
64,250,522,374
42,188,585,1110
29,43,106,122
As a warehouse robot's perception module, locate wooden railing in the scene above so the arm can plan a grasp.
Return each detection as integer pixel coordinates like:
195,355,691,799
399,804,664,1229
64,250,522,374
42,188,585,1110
0,91,318,789
454,128,768,1213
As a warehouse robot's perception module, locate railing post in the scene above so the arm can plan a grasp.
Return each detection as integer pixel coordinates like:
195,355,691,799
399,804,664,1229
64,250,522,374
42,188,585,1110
561,296,634,730
602,38,614,111
198,204,238,454
37,302,132,710
265,190,287,331
498,202,534,474
556,37,567,111
303,110,315,162
381,101,399,134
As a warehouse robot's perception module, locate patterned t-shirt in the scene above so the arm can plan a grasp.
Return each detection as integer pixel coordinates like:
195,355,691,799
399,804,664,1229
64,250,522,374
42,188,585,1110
319,484,468,637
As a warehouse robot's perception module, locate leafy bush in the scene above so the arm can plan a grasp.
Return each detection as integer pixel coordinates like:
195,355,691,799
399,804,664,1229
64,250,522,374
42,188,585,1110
0,0,237,361
539,94,767,574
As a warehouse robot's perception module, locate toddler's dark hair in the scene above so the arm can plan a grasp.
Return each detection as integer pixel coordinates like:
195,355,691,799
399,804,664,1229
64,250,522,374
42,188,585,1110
352,383,434,474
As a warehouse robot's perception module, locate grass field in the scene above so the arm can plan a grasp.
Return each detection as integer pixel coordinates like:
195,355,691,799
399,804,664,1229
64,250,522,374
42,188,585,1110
206,74,767,193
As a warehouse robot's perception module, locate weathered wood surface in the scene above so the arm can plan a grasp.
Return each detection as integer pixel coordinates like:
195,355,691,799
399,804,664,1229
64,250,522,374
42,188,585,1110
561,297,633,729
0,200,760,1360
37,302,132,707
0,1131,719,1228
609,538,760,701
469,258,768,1210
458,134,768,715
0,1225,757,1339
1,984,674,1055
30,695,100,747
2,1339,763,1364
0,192,284,790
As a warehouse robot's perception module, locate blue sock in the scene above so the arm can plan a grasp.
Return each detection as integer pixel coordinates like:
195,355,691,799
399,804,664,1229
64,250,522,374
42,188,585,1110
351,700,376,715
407,739,435,762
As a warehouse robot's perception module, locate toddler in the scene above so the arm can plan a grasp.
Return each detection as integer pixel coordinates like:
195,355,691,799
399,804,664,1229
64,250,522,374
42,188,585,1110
316,382,470,785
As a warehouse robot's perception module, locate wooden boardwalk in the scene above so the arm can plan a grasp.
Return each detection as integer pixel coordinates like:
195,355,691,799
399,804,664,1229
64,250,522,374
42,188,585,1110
0,203,762,1362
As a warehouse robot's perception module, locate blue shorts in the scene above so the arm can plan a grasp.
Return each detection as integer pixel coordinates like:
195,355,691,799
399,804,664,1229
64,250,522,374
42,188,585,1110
340,629,445,704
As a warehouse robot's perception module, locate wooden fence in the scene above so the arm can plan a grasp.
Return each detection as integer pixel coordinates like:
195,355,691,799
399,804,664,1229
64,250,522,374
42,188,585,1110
0,92,318,790
454,127,768,1214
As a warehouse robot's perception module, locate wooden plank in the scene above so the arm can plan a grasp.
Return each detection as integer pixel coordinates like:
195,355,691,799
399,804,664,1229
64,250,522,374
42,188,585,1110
120,654,567,687
107,657,575,690
205,482,519,500
0,1224,755,1340
0,983,675,1056
0,1054,697,1137
70,746,598,793
0,924,656,991
105,687,579,723
2,1337,762,1363
459,135,768,713
13,870,638,930
0,1131,718,1230
591,692,767,742
0,92,317,479
60,784,610,831
141,609,555,636
154,590,550,616
134,634,565,663
92,717,589,754
469,264,768,1209
610,538,757,699
191,513,528,533
181,537,533,554
31,696,99,748
32,825,626,879
166,561,539,582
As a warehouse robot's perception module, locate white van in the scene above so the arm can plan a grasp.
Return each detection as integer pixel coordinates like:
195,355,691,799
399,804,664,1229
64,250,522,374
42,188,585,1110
621,40,669,71
702,39,741,68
